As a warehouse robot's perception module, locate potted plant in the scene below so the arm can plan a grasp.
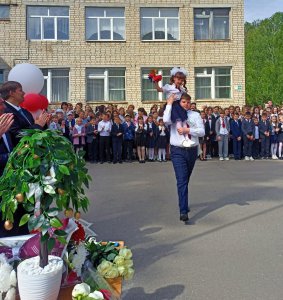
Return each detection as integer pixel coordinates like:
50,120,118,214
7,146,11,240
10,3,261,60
0,129,91,300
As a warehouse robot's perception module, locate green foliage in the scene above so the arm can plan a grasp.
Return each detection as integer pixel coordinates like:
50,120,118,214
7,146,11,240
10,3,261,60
0,129,91,266
85,240,119,268
245,13,283,105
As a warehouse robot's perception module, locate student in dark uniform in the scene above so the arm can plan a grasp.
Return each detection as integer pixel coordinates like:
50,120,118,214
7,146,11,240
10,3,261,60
146,115,157,162
206,107,216,159
135,117,147,163
156,118,169,162
111,116,124,164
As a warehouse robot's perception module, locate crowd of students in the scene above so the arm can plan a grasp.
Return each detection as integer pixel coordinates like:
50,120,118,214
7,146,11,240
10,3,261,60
48,100,283,163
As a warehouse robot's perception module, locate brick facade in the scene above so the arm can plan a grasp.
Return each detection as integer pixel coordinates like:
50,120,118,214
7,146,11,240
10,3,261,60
0,0,245,110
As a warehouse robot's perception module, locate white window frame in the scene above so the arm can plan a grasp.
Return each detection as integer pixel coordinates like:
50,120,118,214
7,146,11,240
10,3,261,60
194,8,230,40
42,68,70,103
85,7,125,41
86,68,126,102
141,8,180,41
27,6,69,41
195,67,231,99
141,68,171,102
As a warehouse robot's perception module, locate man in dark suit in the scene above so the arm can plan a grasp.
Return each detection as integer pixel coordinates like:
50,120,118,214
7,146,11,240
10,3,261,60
0,99,14,176
206,107,216,158
0,98,25,237
0,81,48,146
111,115,124,164
230,113,242,160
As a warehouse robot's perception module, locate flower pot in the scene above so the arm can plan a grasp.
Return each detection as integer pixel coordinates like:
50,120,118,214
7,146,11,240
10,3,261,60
106,276,122,298
17,255,63,300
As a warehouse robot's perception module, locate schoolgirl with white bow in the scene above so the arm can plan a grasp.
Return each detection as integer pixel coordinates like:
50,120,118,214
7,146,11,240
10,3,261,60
156,118,169,162
154,67,188,125
72,118,86,153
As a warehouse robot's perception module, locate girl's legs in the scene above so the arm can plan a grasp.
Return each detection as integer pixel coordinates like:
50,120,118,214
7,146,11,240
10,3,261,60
274,143,278,158
278,142,283,158
141,146,146,161
162,149,166,161
271,143,278,158
158,149,162,161
137,146,142,161
200,144,204,160
203,143,207,159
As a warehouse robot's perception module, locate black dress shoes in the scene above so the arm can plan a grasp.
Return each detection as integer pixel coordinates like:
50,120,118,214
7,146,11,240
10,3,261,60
180,214,189,222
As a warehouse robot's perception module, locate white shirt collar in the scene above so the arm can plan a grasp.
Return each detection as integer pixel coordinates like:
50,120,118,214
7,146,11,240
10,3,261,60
6,101,21,111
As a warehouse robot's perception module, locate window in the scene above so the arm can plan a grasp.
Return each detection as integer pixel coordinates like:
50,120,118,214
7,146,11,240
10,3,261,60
0,70,4,84
86,68,125,101
195,67,231,99
27,6,69,40
141,68,171,101
141,8,179,41
0,5,10,19
85,7,125,41
41,69,69,103
194,8,230,40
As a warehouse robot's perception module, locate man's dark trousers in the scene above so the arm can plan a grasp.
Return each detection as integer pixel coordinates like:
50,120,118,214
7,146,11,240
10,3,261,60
170,145,198,215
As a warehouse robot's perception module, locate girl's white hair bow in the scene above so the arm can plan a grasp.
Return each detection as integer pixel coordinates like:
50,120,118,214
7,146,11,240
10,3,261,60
170,67,188,77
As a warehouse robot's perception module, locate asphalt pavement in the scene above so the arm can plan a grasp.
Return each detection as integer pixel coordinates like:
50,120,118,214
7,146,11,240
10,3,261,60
84,159,283,300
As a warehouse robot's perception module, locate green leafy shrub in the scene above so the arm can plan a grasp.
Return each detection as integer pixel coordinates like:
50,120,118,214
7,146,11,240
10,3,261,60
0,129,91,267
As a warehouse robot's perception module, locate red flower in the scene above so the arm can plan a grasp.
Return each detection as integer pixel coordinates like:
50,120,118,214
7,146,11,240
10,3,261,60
71,221,86,244
67,270,79,284
100,289,112,300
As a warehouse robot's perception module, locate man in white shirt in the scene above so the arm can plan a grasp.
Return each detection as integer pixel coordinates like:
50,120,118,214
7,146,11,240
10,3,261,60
98,112,112,164
163,94,205,222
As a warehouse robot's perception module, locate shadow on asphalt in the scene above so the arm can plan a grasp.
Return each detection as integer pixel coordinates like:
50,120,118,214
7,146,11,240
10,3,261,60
122,284,185,300
189,185,283,224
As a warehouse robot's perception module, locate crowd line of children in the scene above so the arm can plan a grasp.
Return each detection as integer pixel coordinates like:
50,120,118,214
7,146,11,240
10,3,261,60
47,99,283,163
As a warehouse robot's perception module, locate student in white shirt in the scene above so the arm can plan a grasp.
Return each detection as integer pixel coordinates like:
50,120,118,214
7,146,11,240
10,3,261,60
98,112,112,164
163,93,205,223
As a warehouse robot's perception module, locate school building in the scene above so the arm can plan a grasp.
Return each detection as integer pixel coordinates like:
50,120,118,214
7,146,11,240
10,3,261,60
0,0,245,109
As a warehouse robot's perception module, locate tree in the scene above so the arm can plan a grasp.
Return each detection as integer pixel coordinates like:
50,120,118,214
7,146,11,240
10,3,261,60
245,13,283,105
0,129,91,268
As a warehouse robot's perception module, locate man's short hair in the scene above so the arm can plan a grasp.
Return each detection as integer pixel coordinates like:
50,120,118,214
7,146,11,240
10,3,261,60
180,93,191,101
0,81,22,100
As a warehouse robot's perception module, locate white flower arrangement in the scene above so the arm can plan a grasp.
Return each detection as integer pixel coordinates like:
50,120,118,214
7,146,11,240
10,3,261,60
72,243,88,277
66,242,88,277
0,254,17,300
72,283,104,300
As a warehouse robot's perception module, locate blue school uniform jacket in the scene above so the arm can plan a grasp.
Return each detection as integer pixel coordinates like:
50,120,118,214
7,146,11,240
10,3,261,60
122,122,135,141
230,120,242,138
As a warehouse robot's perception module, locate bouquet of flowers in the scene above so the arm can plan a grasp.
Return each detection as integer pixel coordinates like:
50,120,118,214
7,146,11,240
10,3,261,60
85,241,134,281
148,69,162,83
64,220,88,283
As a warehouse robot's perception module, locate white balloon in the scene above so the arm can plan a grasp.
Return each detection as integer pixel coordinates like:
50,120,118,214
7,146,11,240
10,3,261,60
8,63,44,94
